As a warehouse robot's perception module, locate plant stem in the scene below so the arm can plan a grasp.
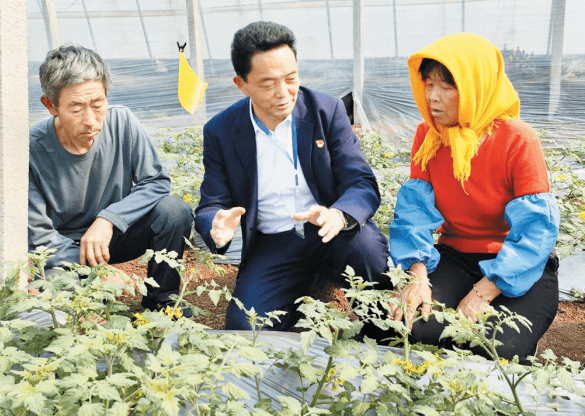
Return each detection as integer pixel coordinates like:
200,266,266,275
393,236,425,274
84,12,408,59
309,355,334,408
50,305,59,329
255,371,262,402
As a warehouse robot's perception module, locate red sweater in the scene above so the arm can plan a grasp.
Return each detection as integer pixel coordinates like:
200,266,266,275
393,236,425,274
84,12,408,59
410,119,550,254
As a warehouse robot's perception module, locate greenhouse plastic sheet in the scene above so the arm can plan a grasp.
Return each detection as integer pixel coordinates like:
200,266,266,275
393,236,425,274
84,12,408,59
168,331,585,415
19,312,585,414
559,249,585,301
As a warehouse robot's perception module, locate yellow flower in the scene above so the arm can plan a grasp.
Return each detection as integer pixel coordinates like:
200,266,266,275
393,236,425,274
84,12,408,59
556,174,565,180
500,358,509,366
183,194,193,202
383,152,390,158
133,313,149,326
175,307,183,319
579,212,585,220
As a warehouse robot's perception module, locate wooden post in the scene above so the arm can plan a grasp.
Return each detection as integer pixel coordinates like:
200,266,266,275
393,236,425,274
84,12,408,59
0,0,29,287
40,0,60,49
353,0,364,125
549,0,566,119
185,0,206,116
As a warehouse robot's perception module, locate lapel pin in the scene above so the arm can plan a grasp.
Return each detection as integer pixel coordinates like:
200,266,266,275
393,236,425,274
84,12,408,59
316,140,324,148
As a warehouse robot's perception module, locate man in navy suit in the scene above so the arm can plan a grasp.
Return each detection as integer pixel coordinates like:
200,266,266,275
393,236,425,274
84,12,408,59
195,21,389,330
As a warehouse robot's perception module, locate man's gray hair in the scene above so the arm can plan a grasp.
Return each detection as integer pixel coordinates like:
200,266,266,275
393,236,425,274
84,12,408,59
39,44,113,107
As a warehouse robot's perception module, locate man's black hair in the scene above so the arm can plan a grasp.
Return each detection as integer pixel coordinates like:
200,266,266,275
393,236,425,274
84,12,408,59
419,58,456,87
231,21,297,81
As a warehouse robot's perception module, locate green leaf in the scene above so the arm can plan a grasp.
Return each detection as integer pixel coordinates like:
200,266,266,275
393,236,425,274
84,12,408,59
24,393,48,414
337,362,359,381
361,348,378,365
205,288,221,306
352,400,371,414
254,398,273,411
301,330,317,353
156,344,180,367
533,368,550,391
231,362,261,377
557,368,577,393
299,363,320,383
410,405,441,416
540,349,557,362
96,383,122,402
360,375,378,394
278,396,302,413
106,401,132,416
239,346,268,362
223,382,251,400
79,402,106,416
160,396,180,416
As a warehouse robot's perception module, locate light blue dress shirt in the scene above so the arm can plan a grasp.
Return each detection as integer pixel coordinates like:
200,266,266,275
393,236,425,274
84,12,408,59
249,101,318,234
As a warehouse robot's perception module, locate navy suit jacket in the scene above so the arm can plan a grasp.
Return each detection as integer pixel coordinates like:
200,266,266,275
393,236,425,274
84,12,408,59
195,86,381,263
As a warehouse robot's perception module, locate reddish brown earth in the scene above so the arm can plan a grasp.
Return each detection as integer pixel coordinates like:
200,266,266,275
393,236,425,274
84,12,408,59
116,248,585,364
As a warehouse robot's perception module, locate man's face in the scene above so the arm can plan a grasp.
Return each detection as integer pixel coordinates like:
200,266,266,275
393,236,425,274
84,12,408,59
42,80,108,147
234,45,300,130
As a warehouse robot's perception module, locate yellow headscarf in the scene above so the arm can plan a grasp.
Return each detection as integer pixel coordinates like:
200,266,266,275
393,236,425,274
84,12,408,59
408,33,520,186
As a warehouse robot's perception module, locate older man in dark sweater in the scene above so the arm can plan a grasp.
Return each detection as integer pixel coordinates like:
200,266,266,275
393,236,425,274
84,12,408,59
28,45,193,316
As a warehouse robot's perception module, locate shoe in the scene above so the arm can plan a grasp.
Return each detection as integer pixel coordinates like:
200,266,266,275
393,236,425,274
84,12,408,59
141,297,193,319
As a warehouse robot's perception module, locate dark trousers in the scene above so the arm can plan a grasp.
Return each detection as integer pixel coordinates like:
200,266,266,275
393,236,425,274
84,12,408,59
408,244,558,363
108,196,193,302
225,220,390,331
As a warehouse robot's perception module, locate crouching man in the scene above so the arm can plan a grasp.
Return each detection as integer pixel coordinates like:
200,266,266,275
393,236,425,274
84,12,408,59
28,45,194,316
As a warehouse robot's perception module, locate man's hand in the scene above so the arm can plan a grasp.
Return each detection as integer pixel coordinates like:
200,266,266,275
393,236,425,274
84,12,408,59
211,207,246,247
80,218,114,266
390,262,432,330
292,205,345,243
456,277,501,322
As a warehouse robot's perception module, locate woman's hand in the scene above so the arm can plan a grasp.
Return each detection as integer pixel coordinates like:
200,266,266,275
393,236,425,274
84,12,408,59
390,262,433,330
456,276,501,322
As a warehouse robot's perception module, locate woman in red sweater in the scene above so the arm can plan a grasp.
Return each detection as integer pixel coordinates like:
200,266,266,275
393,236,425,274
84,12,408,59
389,33,560,362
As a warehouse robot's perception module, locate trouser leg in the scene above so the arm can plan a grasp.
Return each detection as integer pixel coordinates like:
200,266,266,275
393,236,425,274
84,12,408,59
225,225,323,331
109,195,193,302
322,219,391,290
409,245,558,363
225,221,390,331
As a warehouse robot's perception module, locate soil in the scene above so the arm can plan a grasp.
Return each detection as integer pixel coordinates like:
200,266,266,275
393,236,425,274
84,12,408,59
116,248,585,365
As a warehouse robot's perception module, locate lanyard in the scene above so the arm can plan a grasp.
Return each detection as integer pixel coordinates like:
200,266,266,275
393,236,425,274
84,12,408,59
253,113,298,184
253,112,305,238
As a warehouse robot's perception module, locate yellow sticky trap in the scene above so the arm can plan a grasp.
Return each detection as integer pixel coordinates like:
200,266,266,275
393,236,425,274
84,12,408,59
178,51,208,114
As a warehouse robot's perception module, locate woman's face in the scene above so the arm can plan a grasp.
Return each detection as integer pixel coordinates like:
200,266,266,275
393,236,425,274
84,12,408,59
424,67,459,127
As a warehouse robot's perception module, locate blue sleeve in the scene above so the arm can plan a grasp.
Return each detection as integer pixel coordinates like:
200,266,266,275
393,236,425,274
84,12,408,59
389,179,444,273
479,193,560,297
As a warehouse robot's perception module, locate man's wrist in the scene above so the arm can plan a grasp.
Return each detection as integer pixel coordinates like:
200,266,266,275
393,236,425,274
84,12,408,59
332,208,356,230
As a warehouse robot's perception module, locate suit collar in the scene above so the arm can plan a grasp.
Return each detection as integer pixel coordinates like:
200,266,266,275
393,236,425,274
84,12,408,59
232,90,318,197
